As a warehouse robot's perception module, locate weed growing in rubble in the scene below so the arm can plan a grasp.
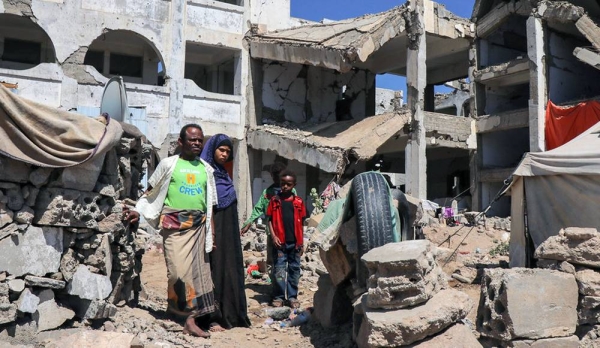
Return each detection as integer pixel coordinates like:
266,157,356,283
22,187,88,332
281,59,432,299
489,241,509,257
309,188,324,214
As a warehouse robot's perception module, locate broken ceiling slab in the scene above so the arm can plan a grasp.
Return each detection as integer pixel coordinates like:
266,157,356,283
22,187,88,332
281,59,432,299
476,108,529,133
247,111,411,173
473,57,530,87
476,0,534,37
248,1,473,73
574,47,600,70
575,14,600,52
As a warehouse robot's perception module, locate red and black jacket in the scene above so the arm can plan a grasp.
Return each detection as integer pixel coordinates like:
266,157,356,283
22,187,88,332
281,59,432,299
266,194,306,248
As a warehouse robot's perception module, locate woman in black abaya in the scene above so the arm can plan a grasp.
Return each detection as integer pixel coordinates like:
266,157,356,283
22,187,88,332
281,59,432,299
200,134,251,330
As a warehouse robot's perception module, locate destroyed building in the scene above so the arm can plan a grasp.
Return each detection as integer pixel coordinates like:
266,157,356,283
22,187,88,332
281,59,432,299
470,0,600,215
3,0,600,221
246,0,476,210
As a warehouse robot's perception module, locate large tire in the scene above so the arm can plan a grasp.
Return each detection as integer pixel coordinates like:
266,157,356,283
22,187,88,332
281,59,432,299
391,188,412,241
352,172,396,287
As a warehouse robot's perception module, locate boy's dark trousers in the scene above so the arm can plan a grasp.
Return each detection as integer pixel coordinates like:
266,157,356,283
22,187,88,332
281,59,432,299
271,242,301,301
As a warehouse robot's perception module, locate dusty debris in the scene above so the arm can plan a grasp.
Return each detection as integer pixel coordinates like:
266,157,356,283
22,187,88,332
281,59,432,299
0,127,152,341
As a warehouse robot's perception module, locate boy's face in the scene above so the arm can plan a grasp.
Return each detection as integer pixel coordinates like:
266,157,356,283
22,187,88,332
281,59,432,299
280,175,296,194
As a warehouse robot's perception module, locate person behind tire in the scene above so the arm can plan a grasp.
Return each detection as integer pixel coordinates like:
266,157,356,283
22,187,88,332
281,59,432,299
266,170,307,308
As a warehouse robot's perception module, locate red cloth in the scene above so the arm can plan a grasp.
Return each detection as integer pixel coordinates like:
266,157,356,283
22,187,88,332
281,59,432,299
266,195,306,248
545,100,600,150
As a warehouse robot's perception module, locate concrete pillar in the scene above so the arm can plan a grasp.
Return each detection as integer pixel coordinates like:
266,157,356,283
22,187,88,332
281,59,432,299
235,0,255,222
405,0,427,200
468,41,482,211
527,16,546,152
168,0,186,134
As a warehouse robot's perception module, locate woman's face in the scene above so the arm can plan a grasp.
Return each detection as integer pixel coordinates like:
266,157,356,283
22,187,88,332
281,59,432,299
214,145,231,166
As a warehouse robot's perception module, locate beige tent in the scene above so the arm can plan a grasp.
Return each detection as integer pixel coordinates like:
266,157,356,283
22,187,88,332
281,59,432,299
510,122,600,267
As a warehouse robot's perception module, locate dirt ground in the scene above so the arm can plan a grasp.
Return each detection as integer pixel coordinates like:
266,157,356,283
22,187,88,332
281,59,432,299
129,221,509,347
0,221,508,347
131,249,353,348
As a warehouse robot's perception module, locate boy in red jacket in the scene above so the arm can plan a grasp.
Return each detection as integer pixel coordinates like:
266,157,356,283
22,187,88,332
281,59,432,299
266,170,306,308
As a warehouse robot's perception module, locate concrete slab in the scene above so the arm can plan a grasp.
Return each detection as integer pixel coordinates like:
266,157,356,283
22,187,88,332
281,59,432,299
357,289,473,347
477,268,578,340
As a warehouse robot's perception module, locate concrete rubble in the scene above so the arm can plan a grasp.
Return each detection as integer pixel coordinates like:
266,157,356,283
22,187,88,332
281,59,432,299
535,227,600,345
351,240,476,347
477,268,578,344
0,125,151,334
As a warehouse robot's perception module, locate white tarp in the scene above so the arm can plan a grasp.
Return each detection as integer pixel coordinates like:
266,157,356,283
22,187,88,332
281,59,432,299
510,122,600,267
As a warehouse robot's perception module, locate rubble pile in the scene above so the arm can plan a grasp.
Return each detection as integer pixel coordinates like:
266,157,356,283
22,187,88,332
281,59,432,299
535,227,600,347
353,240,479,348
0,127,152,335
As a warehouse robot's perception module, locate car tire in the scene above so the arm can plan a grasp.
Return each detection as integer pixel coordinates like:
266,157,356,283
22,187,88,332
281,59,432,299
351,172,397,287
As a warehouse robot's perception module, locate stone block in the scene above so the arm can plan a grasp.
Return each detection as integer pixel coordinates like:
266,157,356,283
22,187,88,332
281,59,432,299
0,203,13,229
319,241,353,286
0,156,30,183
362,240,436,276
535,228,600,268
14,206,34,224
33,298,75,332
67,265,112,300
83,234,112,277
357,289,473,348
97,213,125,234
7,279,25,293
313,274,353,328
23,186,39,207
507,335,579,348
0,282,7,302
60,248,81,282
43,330,134,348
406,324,482,348
29,167,53,187
54,153,106,192
25,275,66,289
577,269,600,296
0,226,62,277
477,268,578,341
69,297,117,320
0,303,17,324
34,188,110,229
578,295,600,325
362,240,446,309
367,264,446,310
16,288,40,314
6,188,24,211
536,259,576,274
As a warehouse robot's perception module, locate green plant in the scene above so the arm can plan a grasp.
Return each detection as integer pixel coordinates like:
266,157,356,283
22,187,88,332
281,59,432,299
489,241,509,257
309,188,324,214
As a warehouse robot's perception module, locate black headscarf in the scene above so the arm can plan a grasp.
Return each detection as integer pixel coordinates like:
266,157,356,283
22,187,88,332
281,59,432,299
201,134,236,209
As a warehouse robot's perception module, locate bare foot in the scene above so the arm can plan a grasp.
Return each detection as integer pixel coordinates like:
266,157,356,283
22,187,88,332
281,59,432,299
183,316,210,338
209,322,226,332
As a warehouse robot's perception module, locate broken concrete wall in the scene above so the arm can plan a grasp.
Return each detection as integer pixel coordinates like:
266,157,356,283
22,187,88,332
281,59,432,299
546,30,600,104
0,126,151,332
375,88,403,115
478,16,528,67
261,60,375,124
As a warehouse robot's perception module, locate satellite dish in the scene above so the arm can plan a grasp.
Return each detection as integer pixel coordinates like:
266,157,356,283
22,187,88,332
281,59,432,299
100,76,128,122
